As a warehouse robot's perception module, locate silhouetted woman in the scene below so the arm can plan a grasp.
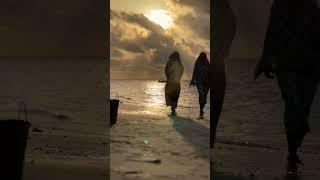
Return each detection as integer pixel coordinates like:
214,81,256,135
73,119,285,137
190,52,210,119
211,0,236,149
165,51,184,115
255,0,319,170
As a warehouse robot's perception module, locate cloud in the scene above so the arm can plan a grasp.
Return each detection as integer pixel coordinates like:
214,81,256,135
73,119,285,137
111,10,176,63
165,0,210,14
110,0,210,80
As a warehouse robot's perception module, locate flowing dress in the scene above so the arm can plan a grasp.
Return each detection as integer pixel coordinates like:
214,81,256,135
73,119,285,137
165,58,184,108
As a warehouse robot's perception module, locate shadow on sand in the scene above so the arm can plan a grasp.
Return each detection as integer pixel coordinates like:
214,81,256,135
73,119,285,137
169,115,209,159
211,171,247,180
211,160,304,180
211,166,303,180
169,116,305,180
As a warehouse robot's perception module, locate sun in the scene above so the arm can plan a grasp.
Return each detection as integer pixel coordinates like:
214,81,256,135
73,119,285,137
146,10,173,29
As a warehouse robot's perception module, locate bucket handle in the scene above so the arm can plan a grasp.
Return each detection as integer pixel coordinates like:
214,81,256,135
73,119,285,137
17,101,28,122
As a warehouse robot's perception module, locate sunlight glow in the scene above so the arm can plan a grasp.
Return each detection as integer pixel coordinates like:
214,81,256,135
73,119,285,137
145,81,165,105
146,10,174,29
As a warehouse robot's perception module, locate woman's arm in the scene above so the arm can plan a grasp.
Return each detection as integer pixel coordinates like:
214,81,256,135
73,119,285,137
190,61,198,86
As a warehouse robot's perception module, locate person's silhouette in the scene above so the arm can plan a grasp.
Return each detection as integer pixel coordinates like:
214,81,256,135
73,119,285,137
211,0,237,149
165,51,184,115
190,52,210,119
255,0,320,168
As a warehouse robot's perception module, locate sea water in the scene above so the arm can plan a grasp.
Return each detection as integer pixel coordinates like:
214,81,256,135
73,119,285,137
111,80,210,119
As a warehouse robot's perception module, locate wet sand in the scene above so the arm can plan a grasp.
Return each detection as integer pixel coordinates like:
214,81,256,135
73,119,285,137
212,58,320,180
110,110,210,180
111,58,320,180
0,59,108,179
212,142,320,180
24,157,106,180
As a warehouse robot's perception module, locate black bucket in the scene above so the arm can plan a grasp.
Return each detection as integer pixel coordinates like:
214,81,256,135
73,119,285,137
110,99,119,127
0,120,30,180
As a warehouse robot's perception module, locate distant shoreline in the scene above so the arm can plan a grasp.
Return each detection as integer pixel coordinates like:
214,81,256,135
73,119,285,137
111,79,192,81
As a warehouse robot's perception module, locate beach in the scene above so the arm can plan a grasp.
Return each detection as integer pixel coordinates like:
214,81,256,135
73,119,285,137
0,59,108,179
110,80,210,180
3,58,319,179
212,58,320,179
110,58,320,180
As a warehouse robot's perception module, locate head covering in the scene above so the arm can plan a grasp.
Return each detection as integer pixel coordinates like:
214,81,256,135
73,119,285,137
165,51,184,82
197,52,209,65
168,51,180,60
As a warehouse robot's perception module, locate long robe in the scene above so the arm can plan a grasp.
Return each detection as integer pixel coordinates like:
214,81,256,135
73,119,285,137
165,58,184,108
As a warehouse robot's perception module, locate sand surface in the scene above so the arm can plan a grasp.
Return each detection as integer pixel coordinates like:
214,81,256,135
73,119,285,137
211,59,320,180
0,59,108,179
110,80,210,179
111,58,320,180
110,110,210,180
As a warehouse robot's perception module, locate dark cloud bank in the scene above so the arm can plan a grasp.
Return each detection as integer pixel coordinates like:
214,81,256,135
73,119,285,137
111,0,210,79
111,0,276,79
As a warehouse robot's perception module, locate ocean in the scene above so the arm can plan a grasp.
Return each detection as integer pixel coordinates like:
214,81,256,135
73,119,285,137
111,80,210,119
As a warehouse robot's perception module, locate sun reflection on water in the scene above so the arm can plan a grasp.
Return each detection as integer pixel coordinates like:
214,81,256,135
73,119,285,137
144,81,165,105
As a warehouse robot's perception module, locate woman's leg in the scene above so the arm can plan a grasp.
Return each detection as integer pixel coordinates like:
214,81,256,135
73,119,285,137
203,86,209,109
201,86,210,112
172,83,181,115
197,85,208,117
277,72,318,163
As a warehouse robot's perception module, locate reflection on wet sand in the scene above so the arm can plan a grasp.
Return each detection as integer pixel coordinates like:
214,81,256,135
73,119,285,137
110,81,210,179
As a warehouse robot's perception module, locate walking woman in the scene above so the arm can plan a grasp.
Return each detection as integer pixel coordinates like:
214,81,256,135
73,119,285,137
211,0,236,149
190,52,210,119
165,51,184,115
255,0,319,172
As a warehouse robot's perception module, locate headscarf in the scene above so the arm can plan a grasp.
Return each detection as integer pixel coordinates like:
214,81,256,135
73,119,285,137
168,51,180,61
197,52,210,66
165,51,184,82
191,52,210,85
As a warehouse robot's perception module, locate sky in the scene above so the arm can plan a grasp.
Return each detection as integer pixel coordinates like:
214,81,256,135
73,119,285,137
0,0,106,57
110,0,210,80
228,0,273,59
